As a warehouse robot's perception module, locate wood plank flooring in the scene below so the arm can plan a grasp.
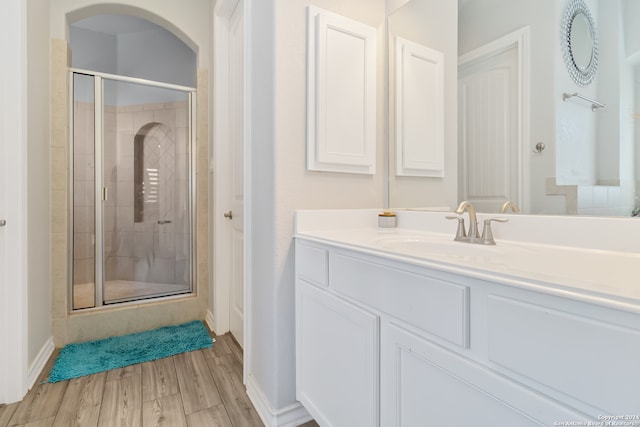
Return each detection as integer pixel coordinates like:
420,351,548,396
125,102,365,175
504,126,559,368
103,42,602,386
0,330,321,427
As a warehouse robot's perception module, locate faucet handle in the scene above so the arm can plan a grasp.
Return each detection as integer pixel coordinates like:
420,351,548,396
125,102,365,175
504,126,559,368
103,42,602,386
481,218,508,245
446,215,467,241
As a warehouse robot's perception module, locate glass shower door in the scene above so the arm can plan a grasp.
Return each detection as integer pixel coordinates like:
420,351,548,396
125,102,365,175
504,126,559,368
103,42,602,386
71,71,194,309
102,79,192,304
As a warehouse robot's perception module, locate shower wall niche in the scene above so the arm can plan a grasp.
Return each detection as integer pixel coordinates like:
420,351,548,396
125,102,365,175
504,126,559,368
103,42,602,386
72,72,195,310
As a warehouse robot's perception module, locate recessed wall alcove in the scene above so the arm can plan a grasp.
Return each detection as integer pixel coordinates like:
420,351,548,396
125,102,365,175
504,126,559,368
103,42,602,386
50,3,210,345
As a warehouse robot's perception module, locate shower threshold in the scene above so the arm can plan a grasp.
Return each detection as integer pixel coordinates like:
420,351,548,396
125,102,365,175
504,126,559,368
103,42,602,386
73,280,191,309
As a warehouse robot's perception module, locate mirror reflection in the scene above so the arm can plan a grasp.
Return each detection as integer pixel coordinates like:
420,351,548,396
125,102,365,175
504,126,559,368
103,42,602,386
388,0,458,210
389,0,640,216
570,13,594,71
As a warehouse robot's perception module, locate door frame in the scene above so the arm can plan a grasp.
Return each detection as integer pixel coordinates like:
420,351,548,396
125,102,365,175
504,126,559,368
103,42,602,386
0,0,28,404
458,27,531,212
212,0,250,380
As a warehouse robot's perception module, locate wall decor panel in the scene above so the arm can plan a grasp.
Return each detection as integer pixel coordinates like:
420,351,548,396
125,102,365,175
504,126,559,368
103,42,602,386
307,6,376,174
395,37,444,177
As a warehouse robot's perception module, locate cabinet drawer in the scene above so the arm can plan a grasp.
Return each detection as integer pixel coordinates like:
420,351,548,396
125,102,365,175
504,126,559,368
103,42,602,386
295,242,328,286
329,252,469,348
487,295,640,414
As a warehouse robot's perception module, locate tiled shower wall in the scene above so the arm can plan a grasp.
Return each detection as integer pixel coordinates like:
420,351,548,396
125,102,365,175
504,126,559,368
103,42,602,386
72,100,189,286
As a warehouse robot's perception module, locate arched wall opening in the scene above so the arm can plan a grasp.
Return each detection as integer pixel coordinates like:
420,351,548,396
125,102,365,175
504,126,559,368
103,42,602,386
68,12,197,88
50,1,210,345
49,1,210,68
66,4,199,55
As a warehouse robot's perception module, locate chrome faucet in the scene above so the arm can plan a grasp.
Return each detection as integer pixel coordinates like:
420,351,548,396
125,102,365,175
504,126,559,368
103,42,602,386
454,201,479,238
447,201,509,245
500,201,520,214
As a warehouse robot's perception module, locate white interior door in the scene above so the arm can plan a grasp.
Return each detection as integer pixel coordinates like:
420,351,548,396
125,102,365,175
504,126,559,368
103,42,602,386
0,116,26,403
0,0,27,403
459,45,519,213
228,0,245,349
0,84,7,404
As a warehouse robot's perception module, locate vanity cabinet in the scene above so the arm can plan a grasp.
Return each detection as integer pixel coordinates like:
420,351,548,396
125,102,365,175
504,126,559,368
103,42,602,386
295,238,640,426
295,243,379,427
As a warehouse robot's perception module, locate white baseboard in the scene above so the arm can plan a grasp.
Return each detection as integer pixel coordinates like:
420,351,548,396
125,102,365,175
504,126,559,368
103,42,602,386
27,337,54,389
246,374,313,427
205,309,216,333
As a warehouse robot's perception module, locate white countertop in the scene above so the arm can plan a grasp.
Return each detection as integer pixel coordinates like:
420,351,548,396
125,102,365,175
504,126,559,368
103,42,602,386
295,209,640,311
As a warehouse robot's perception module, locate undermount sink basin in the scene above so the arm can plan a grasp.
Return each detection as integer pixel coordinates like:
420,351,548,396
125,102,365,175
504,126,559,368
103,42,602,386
370,231,639,295
372,233,513,260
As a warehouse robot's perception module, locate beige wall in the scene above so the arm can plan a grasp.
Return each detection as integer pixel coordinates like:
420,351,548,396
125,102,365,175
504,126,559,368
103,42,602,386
51,39,209,345
27,0,52,370
248,0,387,411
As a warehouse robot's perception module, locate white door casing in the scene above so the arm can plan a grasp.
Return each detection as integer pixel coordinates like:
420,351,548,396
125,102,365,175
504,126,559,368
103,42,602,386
458,28,530,213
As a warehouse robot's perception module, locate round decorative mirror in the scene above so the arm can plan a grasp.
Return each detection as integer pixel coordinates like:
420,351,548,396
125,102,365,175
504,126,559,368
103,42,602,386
561,0,598,87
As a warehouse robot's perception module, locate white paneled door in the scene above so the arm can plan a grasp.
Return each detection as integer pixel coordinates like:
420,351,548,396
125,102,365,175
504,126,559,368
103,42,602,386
459,45,519,213
228,0,245,349
0,68,7,405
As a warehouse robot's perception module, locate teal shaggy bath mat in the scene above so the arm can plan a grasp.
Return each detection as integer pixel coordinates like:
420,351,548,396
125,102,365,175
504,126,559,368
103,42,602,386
48,320,214,383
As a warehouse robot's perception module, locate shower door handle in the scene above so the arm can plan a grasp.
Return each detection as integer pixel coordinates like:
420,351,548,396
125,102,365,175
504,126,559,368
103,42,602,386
0,219,6,227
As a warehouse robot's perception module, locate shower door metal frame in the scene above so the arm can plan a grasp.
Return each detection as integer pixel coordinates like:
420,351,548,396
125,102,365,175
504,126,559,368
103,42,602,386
69,69,197,311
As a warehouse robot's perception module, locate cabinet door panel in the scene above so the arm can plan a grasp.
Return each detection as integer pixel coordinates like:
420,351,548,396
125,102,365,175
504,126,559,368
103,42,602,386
381,322,588,426
296,279,379,427
487,295,640,414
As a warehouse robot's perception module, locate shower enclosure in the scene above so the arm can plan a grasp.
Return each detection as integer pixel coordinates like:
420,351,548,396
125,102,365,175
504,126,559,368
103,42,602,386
71,71,196,310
